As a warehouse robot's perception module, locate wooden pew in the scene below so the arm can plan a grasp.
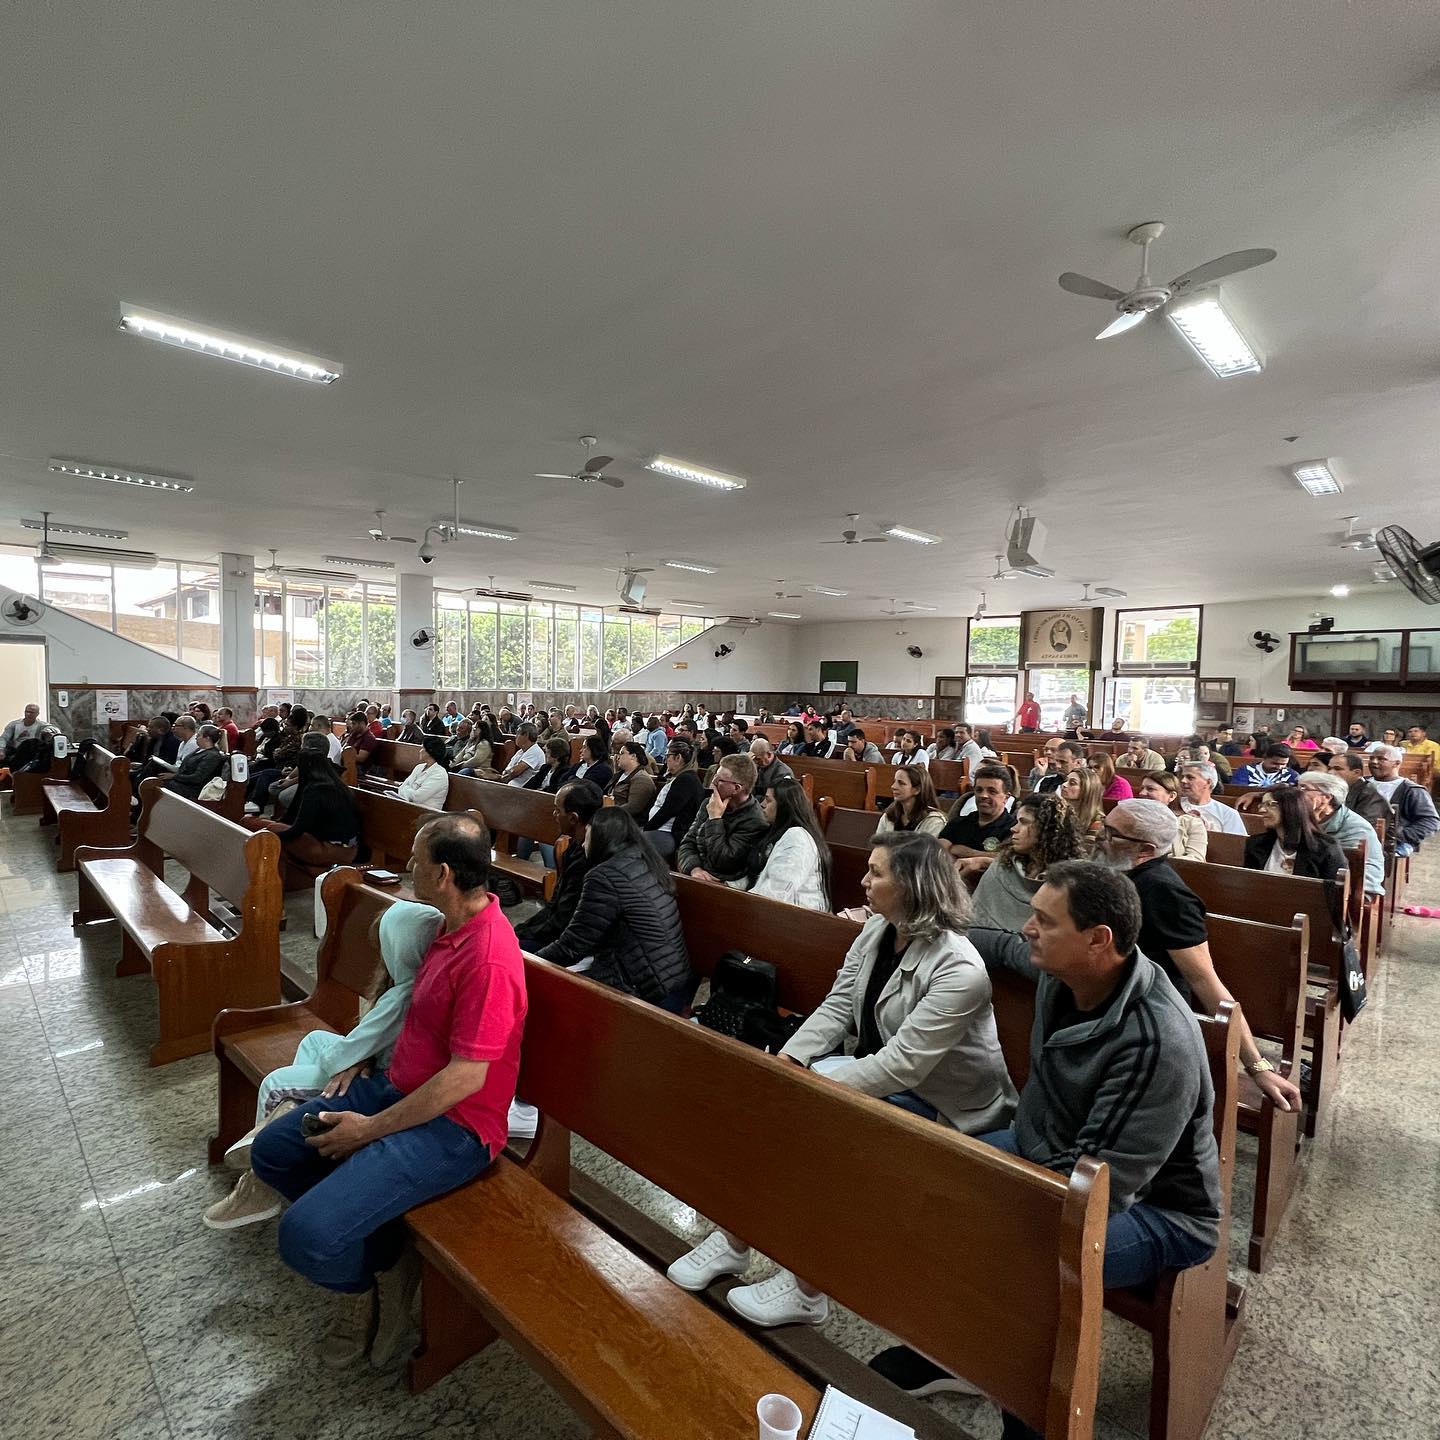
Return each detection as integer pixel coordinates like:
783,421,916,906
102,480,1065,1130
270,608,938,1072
72,782,283,1065
1171,858,1345,1140
445,774,566,896
41,745,130,870
814,801,883,911
778,752,875,809
407,955,1109,1440
8,752,71,815
1206,913,1308,1273
208,867,392,1163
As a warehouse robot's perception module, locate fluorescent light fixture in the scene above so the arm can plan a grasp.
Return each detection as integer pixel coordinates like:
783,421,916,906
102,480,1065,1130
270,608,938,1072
118,305,342,384
666,598,711,608
767,611,802,620
49,458,193,493
663,560,718,574
1292,461,1343,497
1166,293,1262,378
528,580,577,592
21,517,128,540
884,525,942,546
644,454,748,491
805,585,849,597
453,523,517,541
1329,584,1351,597
323,555,394,570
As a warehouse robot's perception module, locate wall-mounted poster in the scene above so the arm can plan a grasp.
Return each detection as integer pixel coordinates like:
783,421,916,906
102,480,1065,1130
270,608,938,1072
267,687,295,708
1020,608,1103,667
97,690,127,723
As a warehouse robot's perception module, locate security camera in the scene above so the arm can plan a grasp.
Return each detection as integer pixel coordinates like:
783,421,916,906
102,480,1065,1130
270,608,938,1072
418,541,436,565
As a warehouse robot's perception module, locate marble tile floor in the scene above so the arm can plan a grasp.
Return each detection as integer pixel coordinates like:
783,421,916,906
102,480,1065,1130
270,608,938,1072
0,802,1436,1438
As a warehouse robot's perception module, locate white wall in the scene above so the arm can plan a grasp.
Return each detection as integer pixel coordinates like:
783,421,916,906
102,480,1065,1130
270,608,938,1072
621,620,800,693
0,584,219,685
1200,589,1437,703
792,618,968,695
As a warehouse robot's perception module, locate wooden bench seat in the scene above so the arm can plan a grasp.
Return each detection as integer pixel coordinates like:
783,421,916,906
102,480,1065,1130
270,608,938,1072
74,781,283,1065
209,867,392,1162
40,745,130,869
409,955,1109,1440
7,752,71,815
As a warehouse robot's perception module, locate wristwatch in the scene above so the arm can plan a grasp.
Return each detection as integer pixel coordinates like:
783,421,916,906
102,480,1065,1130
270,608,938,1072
1244,1056,1276,1076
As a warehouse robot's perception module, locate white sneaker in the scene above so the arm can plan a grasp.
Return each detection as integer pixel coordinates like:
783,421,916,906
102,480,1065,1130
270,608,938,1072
725,1270,829,1328
507,1100,540,1139
202,1171,283,1230
666,1231,752,1292
243,801,261,816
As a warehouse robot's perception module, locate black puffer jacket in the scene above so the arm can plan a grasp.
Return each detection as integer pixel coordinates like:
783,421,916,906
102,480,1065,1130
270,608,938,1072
537,846,693,1006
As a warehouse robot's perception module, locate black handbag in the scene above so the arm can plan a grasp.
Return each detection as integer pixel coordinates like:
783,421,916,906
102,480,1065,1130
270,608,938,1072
695,952,801,1051
1338,926,1368,1023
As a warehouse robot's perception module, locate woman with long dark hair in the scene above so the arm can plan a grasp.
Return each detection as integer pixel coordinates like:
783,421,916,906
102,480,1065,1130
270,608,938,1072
777,721,806,757
536,807,693,1009
608,741,658,817
1245,785,1346,879
572,732,613,792
874,764,946,836
244,745,360,877
749,778,831,910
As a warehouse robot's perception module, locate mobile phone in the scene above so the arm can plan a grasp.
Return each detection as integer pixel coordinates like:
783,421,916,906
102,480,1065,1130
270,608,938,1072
301,1112,338,1137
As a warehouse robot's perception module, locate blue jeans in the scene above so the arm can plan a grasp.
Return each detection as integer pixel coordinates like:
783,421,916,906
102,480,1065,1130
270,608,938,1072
514,836,556,869
885,1090,940,1120
250,1073,491,1293
977,1128,1215,1440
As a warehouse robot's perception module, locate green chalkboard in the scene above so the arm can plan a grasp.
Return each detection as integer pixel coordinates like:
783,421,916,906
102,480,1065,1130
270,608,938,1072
819,660,859,694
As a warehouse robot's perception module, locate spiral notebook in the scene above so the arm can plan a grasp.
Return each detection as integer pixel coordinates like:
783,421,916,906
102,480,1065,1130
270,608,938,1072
807,1385,915,1439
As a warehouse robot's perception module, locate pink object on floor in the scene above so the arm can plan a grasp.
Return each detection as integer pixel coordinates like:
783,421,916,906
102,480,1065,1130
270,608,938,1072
1402,905,1440,918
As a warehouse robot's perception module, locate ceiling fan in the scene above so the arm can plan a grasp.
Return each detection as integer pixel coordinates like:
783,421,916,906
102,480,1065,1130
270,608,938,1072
1338,516,1379,553
473,575,533,603
1070,580,1128,604
349,509,417,545
535,435,624,489
258,547,355,583
822,513,888,546
770,579,802,599
1059,222,1276,340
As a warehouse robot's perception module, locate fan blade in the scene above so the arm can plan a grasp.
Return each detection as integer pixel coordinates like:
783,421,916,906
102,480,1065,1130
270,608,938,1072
534,472,579,480
1059,272,1125,301
1096,310,1148,340
583,455,615,473
596,475,625,489
819,539,846,544
1168,248,1276,292
388,535,418,544
859,537,890,543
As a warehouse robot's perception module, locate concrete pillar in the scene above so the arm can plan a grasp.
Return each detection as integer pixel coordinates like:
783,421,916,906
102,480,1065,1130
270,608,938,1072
218,553,255,686
397,571,434,691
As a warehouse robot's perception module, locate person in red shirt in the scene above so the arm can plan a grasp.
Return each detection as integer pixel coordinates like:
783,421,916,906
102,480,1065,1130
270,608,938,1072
250,812,528,1369
341,711,380,777
1014,691,1042,733
214,706,242,755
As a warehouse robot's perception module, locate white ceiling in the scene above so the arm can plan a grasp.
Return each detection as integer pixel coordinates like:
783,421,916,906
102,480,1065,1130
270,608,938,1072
3,2,1440,622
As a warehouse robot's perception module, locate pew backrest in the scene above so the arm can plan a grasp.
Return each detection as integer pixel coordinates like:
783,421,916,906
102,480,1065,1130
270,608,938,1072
518,956,1108,1437
137,782,255,908
448,774,564,846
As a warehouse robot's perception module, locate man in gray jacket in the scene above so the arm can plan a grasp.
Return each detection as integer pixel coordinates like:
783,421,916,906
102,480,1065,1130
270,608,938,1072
676,753,768,885
870,861,1221,1411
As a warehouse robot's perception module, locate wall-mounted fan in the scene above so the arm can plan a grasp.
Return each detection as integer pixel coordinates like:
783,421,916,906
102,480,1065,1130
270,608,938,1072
1374,526,1440,605
906,644,924,659
409,627,435,649
2,594,46,625
1250,630,1281,653
535,435,624,489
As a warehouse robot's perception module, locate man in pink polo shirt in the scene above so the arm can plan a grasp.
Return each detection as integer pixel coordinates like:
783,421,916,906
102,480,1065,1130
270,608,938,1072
251,812,527,1369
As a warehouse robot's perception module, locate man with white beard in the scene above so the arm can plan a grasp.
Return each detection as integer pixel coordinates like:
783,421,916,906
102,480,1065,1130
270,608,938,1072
1096,800,1302,1115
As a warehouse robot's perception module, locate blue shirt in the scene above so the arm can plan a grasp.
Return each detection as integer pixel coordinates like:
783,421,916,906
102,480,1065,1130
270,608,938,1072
644,726,670,762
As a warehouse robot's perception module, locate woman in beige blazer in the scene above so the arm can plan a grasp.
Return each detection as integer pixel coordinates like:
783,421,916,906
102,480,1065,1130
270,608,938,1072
666,831,1018,1329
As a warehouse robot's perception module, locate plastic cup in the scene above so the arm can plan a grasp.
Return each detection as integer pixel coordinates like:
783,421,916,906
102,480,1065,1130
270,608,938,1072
756,1392,803,1440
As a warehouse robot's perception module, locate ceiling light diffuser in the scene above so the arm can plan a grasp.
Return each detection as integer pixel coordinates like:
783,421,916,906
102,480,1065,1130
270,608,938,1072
884,525,942,546
453,523,517,541
644,455,748,491
49,458,193,493
805,585,849,597
118,305,342,384
528,580,577,592
767,612,802,620
663,561,718,574
1291,461,1343,497
1329,584,1350,597
21,517,128,540
323,555,394,570
1165,293,1262,377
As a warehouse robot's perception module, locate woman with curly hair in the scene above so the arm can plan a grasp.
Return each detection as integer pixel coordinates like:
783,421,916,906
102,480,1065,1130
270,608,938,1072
968,792,1085,931
1058,765,1105,847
